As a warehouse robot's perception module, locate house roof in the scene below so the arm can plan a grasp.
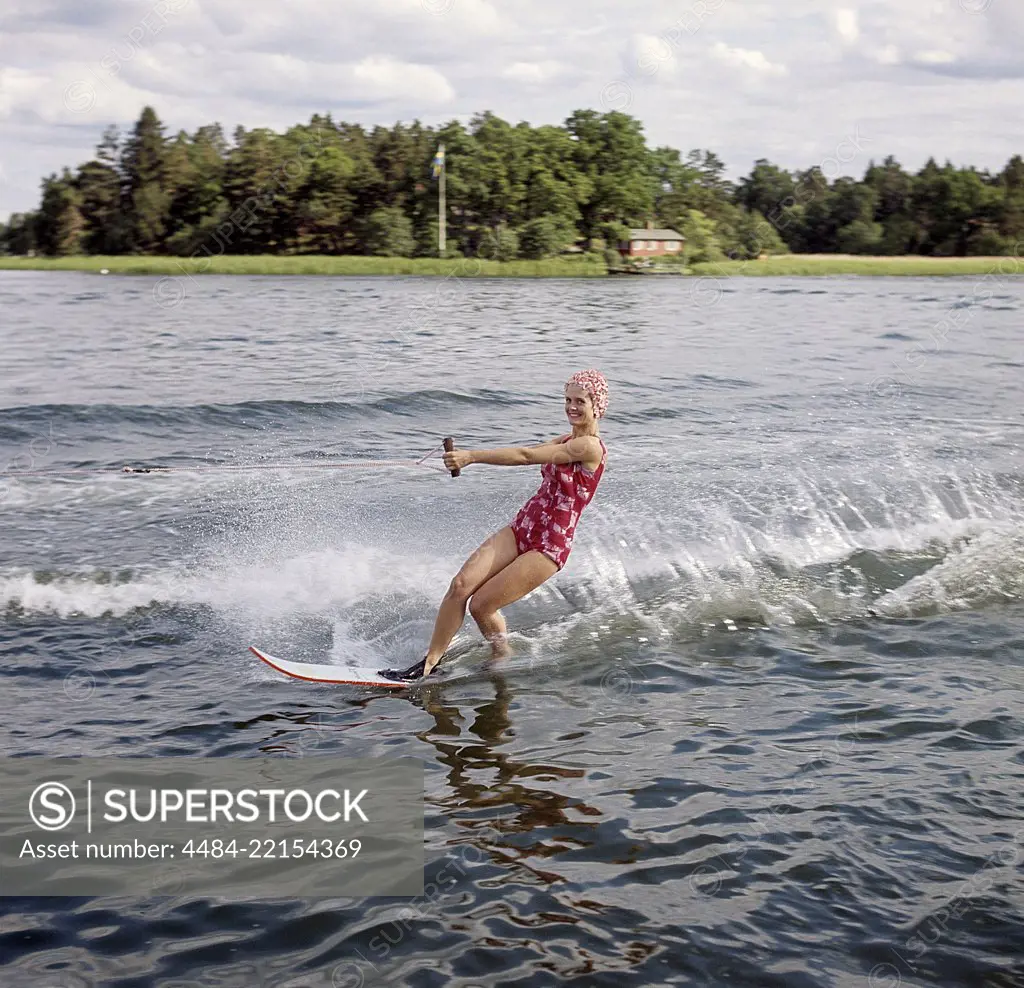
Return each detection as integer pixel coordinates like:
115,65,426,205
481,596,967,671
627,228,685,241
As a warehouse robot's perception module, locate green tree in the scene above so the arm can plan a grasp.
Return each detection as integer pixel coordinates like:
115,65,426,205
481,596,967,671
76,161,125,253
292,142,357,254
1,212,38,254
522,126,584,214
877,214,920,255
565,109,655,247
121,106,170,252
364,205,415,256
997,155,1024,242
912,162,994,255
836,219,883,254
736,160,795,224
162,124,228,248
598,220,631,250
788,167,832,252
649,145,691,231
603,247,623,271
462,112,528,233
864,156,913,220
829,177,878,228
517,214,576,259
37,169,86,255
863,156,920,255
681,149,735,223
338,122,382,208
74,125,130,253
222,125,300,253
477,223,519,260
679,209,723,263
722,207,789,259
964,223,1011,255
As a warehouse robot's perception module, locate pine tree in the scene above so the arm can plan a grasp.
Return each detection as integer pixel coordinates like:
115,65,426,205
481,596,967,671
1,213,39,254
37,169,86,255
76,127,127,253
122,106,170,252
997,155,1024,242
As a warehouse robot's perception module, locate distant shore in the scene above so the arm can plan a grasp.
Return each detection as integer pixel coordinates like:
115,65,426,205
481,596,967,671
0,253,1021,277
690,254,1023,277
0,255,605,278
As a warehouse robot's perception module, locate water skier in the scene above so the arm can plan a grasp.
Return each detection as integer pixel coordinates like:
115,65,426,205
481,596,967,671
379,369,609,682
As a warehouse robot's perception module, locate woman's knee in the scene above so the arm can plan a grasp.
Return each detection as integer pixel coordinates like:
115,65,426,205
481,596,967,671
446,574,475,603
468,593,492,623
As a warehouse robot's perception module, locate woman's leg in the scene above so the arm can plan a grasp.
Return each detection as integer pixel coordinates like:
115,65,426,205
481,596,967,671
468,551,558,660
421,526,519,674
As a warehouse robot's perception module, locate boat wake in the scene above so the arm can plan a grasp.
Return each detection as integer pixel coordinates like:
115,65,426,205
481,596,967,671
2,518,1021,648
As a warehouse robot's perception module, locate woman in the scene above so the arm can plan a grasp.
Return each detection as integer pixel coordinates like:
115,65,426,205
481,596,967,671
379,369,609,682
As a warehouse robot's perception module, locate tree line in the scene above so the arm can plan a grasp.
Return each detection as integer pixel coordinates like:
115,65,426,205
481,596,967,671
3,105,1022,262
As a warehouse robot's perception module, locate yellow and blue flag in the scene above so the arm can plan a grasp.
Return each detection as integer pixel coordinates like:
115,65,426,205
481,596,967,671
431,144,445,179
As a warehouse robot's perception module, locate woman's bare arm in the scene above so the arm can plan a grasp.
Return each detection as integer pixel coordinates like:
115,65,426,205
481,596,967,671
448,436,602,472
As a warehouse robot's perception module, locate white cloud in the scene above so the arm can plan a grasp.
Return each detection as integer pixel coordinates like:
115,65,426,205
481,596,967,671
914,49,956,65
834,9,859,45
0,67,48,119
351,56,454,103
872,45,901,66
830,0,1006,77
628,33,680,80
501,61,561,84
710,42,787,77
442,0,503,35
371,0,503,35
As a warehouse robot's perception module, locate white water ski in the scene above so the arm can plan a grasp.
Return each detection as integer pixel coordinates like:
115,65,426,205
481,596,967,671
249,645,411,688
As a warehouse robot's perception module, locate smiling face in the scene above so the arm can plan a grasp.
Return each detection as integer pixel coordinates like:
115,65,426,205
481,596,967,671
564,384,596,428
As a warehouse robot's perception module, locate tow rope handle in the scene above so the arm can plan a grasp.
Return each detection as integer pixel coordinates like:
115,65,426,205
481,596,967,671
443,437,460,478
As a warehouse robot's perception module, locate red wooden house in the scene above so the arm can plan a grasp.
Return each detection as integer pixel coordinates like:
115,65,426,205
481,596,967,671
618,223,686,259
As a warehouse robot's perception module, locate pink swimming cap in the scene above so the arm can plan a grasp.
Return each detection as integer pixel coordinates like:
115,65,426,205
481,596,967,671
565,369,609,418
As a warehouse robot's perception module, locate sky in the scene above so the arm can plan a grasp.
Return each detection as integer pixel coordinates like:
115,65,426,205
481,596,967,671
1,0,1021,219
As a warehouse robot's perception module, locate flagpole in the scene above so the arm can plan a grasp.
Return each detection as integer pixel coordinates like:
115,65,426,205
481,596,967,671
438,142,446,257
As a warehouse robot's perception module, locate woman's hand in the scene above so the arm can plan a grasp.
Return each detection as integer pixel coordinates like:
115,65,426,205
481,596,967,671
443,448,474,472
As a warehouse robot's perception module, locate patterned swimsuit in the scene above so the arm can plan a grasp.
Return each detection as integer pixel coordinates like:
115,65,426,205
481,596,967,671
510,437,607,569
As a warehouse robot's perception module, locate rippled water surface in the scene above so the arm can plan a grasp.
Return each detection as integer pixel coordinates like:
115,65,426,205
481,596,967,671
1,271,1022,987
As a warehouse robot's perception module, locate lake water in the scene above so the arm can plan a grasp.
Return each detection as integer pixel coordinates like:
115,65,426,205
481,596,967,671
1,270,1022,987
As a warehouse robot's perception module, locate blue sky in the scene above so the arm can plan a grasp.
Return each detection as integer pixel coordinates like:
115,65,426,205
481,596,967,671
1,0,1021,219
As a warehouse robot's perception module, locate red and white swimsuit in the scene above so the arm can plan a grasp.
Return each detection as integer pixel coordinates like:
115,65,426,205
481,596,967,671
510,437,607,569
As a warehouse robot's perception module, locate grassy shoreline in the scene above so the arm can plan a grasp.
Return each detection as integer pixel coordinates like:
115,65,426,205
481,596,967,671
0,253,1021,277
690,253,1024,277
0,254,605,277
